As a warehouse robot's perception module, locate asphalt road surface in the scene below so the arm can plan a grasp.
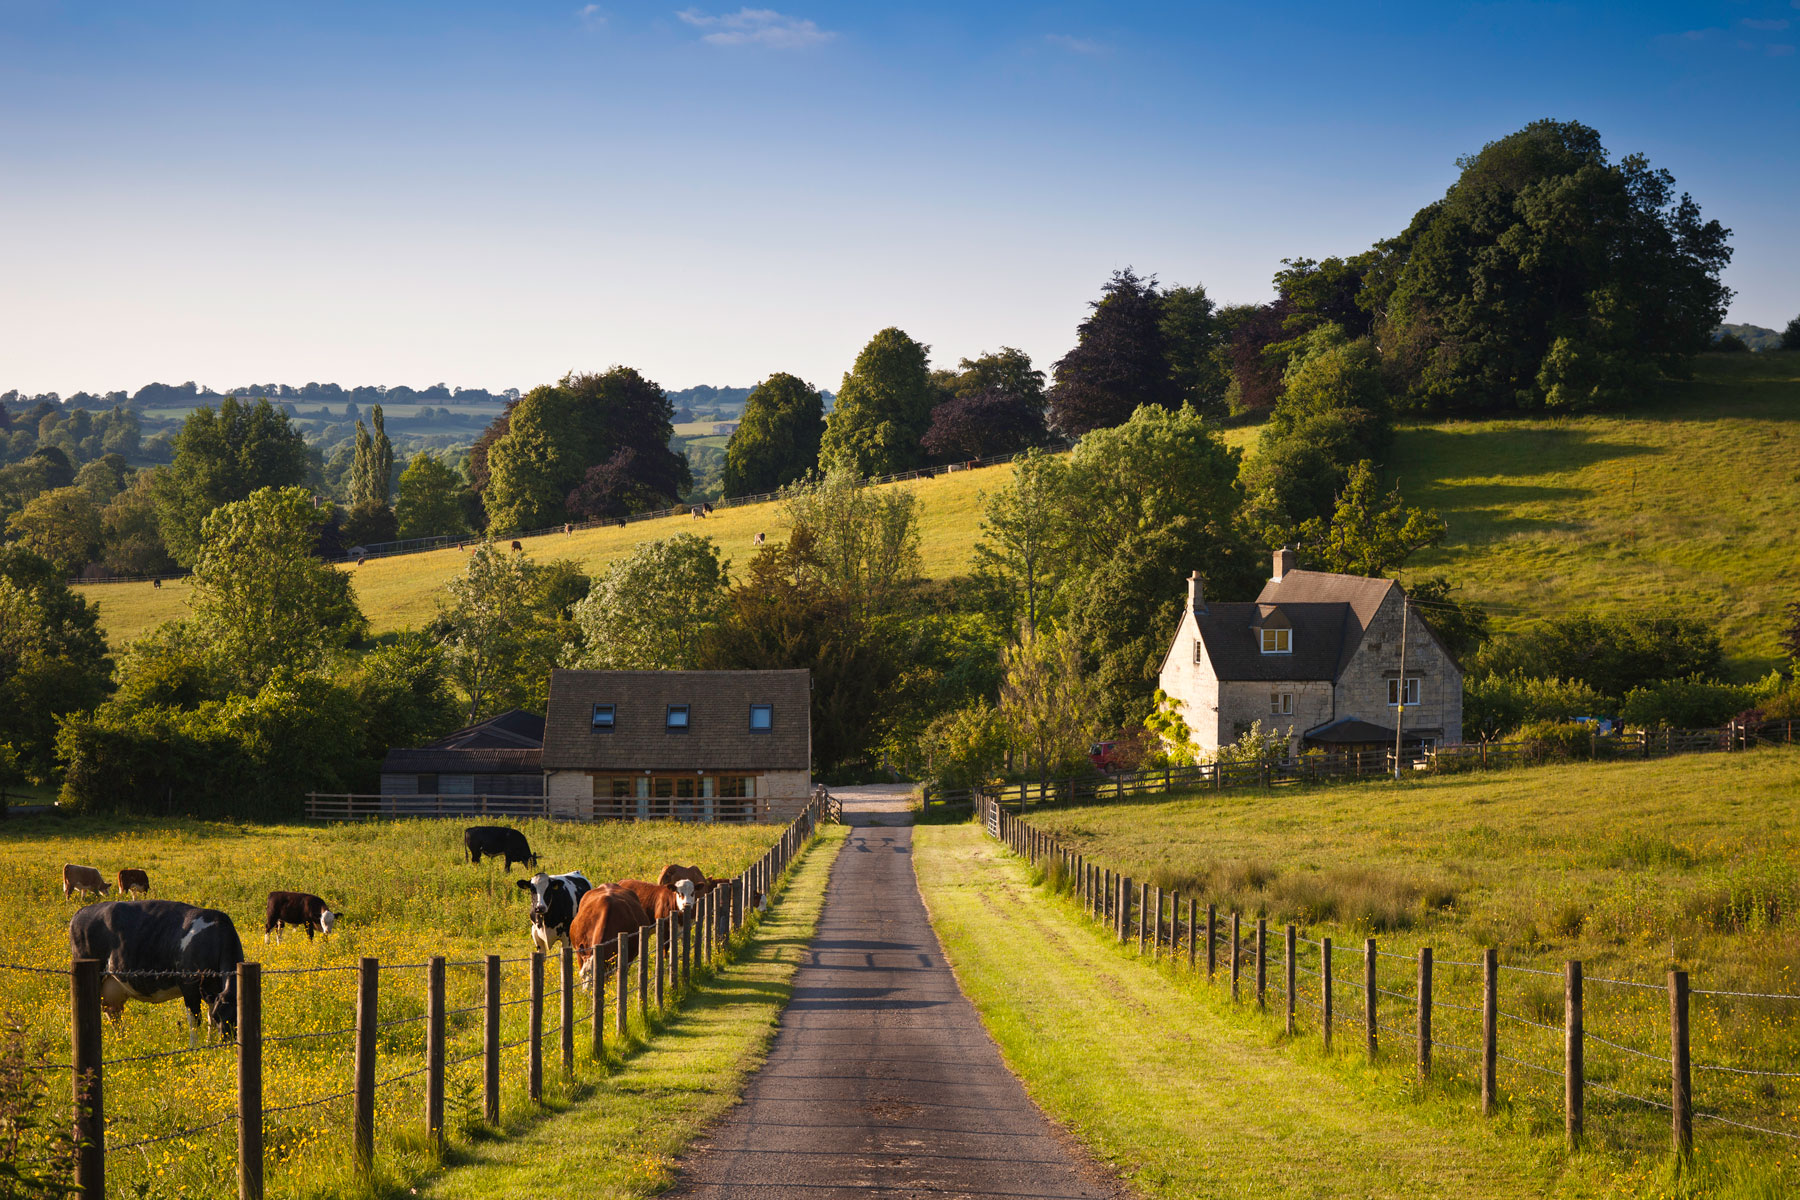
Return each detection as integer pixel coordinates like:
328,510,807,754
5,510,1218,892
668,798,1120,1200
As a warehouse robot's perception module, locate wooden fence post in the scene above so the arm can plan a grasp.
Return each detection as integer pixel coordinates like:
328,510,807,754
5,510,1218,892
559,945,574,1078
682,907,693,995
484,955,500,1124
1566,960,1583,1149
1138,882,1149,955
354,956,378,1174
1230,913,1241,1002
591,945,605,1063
1364,939,1377,1062
1285,925,1296,1035
616,933,629,1039
1188,898,1199,971
70,959,104,1200
1670,970,1691,1158
1255,919,1267,1011
238,961,262,1200
1118,877,1130,945
1482,948,1497,1116
1321,937,1333,1052
655,917,667,1012
1206,904,1217,980
528,951,544,1103
637,928,649,1019
1417,947,1432,1081
426,956,445,1150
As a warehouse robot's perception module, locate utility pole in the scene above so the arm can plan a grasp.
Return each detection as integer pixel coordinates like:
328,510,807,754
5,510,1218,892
1393,594,1409,782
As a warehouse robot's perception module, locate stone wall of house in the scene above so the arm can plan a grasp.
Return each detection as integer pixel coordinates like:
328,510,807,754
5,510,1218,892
1332,590,1463,744
1217,679,1336,754
546,770,591,820
1157,612,1225,752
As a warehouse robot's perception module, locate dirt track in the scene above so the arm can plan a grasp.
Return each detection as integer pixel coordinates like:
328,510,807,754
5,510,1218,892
668,799,1121,1199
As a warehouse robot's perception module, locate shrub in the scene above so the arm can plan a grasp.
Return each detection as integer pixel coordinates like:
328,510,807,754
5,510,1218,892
1464,674,1610,740
1474,615,1723,705
1515,720,1595,761
1620,675,1762,729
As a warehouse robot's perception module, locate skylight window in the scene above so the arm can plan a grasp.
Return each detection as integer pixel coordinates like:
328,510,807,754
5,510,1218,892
666,704,690,731
592,704,615,730
749,703,773,733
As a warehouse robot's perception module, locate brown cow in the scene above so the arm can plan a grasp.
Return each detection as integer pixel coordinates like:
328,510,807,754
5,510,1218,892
655,864,715,895
617,878,694,921
63,864,107,901
570,885,651,990
116,869,150,898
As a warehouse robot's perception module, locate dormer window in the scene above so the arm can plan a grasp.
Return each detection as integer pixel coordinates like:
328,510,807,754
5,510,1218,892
666,704,690,731
592,704,615,730
1261,628,1291,654
749,703,773,733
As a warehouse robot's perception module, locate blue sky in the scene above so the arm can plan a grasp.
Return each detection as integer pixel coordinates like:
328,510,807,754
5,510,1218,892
1,1,1794,395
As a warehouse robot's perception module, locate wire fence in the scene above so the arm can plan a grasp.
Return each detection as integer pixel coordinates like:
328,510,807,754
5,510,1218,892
980,797,1800,1170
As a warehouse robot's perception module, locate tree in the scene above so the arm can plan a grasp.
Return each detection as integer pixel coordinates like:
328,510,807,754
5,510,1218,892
779,467,921,619
722,373,826,496
972,449,1068,632
998,624,1103,784
920,390,1048,461
188,486,368,687
571,534,730,669
1782,317,1800,352
0,547,111,782
1376,120,1733,413
1780,601,1800,668
395,455,468,539
819,327,936,476
1473,615,1724,706
349,405,395,510
1048,268,1180,435
153,398,310,565
100,471,175,575
1160,284,1230,417
1298,461,1445,578
435,543,571,722
340,501,398,547
6,486,102,575
1403,575,1491,662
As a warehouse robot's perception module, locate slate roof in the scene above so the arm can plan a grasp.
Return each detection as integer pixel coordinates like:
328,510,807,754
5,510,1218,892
542,669,811,773
379,710,545,776
1256,569,1398,677
1190,602,1358,682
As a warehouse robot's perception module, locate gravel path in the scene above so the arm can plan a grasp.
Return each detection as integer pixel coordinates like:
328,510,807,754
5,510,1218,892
668,801,1121,1199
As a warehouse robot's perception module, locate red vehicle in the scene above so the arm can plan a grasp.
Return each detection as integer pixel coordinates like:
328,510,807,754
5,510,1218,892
1089,741,1125,773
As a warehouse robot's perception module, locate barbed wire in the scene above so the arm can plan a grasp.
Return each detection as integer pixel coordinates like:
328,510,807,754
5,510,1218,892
111,1112,236,1151
1583,1030,1671,1065
1693,1062,1800,1079
1693,987,1800,1000
1695,1110,1800,1141
103,1041,234,1067
1495,1009,1562,1034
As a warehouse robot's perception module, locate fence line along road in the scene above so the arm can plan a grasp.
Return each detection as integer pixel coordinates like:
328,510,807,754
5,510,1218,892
303,789,829,823
27,795,828,1200
926,718,1798,813
977,797,1799,1165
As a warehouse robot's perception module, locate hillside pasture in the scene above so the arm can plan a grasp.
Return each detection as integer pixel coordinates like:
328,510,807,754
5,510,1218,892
0,815,778,1199
1028,747,1800,1189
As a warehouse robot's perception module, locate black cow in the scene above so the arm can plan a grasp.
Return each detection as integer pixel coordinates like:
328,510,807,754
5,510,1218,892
465,825,537,870
516,871,592,954
264,891,338,942
69,900,245,1047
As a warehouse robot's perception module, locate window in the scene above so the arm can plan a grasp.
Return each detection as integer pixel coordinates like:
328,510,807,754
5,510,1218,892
1269,691,1294,716
1388,678,1420,707
749,703,773,733
666,704,690,731
1260,628,1291,654
1193,638,1203,665
592,703,615,730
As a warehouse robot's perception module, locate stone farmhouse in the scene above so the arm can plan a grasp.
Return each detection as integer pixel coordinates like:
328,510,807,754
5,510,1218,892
1157,549,1463,757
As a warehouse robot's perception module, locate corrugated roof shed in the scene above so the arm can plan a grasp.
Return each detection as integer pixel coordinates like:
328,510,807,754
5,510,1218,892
542,669,810,772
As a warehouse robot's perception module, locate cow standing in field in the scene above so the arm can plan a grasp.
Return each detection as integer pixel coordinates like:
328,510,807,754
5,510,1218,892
264,891,338,942
617,878,695,922
116,869,150,898
69,900,245,1047
570,885,652,990
63,864,107,901
656,864,717,896
464,826,538,870
516,870,592,954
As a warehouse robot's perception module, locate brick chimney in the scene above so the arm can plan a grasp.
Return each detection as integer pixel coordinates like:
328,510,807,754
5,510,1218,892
1187,570,1207,614
1272,546,1297,582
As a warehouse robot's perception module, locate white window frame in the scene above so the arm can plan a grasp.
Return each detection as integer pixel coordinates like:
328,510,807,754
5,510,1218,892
1261,628,1291,655
1388,677,1420,707
1270,691,1294,716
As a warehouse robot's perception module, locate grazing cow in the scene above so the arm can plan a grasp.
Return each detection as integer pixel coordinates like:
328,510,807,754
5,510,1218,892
617,878,694,922
656,864,715,896
264,891,337,942
116,869,150,898
63,864,107,901
510,540,523,552
516,871,592,954
69,900,245,1047
464,826,537,870
569,885,651,990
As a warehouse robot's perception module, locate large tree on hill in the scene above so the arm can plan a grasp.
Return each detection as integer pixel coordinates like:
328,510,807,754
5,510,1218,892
1782,318,1800,352
1159,285,1230,418
1371,119,1732,413
721,372,826,496
151,397,310,565
1048,268,1181,436
0,546,112,782
820,328,936,477
921,347,1048,460
483,368,689,532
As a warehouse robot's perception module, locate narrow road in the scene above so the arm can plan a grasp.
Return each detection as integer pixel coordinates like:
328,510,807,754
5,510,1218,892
669,792,1120,1199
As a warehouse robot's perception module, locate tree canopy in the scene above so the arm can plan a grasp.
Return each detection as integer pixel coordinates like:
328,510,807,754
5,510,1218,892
921,348,1048,460
1048,269,1182,436
571,533,730,670
722,373,825,496
395,455,468,540
0,546,111,782
819,328,936,477
152,398,310,565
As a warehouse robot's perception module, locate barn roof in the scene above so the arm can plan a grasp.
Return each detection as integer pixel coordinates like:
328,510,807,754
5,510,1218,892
379,709,545,775
541,669,811,773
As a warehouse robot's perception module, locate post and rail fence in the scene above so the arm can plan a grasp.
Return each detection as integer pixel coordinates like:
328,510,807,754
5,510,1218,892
18,795,828,1200
978,796,1799,1164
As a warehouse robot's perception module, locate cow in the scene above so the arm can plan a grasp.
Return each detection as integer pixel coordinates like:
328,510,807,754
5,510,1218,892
510,540,523,552
264,891,337,943
63,864,107,901
656,864,715,896
69,900,245,1047
464,826,538,870
116,869,150,898
617,878,695,922
569,885,652,990
516,871,592,954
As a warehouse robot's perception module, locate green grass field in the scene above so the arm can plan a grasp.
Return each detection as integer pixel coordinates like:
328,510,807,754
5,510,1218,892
0,814,812,1199
76,353,1799,667
1020,747,1800,1195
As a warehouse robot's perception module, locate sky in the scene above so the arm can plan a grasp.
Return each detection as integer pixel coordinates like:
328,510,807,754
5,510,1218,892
1,1,1795,396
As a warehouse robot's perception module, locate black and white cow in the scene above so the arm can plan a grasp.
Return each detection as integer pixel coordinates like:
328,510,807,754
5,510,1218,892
264,891,337,942
464,825,538,871
515,871,592,954
69,900,245,1047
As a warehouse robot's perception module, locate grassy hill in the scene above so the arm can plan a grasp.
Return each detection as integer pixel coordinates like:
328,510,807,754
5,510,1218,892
77,353,1799,670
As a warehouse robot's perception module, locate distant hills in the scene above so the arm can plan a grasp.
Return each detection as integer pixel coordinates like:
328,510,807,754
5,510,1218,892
1717,323,1786,351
